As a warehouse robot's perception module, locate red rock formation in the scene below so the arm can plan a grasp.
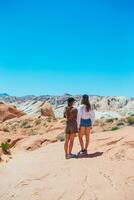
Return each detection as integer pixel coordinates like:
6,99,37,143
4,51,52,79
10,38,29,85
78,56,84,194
0,102,25,122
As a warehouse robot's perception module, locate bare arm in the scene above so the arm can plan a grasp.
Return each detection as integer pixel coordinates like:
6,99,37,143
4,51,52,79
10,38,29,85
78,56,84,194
63,108,67,118
77,106,82,129
90,110,95,126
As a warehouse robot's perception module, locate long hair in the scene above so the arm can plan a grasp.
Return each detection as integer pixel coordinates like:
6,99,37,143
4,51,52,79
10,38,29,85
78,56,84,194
81,95,91,112
67,101,73,107
64,97,75,118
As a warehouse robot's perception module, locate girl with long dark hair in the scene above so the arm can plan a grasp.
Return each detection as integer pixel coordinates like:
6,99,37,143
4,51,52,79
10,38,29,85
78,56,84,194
77,95,95,155
64,97,78,159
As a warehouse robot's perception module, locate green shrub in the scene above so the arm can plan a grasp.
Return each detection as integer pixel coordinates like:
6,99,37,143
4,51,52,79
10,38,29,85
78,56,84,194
28,129,37,136
111,126,119,131
60,119,66,123
20,120,31,128
106,119,114,123
43,122,46,126
34,119,42,126
47,117,51,123
127,117,134,125
117,122,124,126
114,118,118,120
30,132,37,136
56,133,65,141
106,118,118,123
1,142,10,154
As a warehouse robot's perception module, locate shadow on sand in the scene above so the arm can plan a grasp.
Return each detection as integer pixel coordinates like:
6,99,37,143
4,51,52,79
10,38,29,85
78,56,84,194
77,151,103,159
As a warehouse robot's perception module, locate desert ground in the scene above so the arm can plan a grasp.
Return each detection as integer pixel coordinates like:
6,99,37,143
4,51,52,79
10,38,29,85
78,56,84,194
0,95,134,200
0,126,134,200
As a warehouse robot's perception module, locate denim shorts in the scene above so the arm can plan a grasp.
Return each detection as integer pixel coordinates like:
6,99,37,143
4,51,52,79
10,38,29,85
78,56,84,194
80,118,92,127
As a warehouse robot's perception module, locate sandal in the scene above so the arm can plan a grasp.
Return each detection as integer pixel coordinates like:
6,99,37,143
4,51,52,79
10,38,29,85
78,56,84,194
65,154,77,159
78,149,87,156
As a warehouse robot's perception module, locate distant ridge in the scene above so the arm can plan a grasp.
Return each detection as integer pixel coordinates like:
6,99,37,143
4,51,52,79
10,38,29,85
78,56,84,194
0,93,9,97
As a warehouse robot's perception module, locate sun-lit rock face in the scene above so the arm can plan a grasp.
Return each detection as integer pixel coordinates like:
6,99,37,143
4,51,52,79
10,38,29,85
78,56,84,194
16,101,55,118
54,96,134,118
0,102,25,122
1,94,134,119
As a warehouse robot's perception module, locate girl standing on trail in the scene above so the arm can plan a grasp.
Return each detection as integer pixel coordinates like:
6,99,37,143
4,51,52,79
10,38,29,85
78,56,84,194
64,97,78,159
77,95,95,155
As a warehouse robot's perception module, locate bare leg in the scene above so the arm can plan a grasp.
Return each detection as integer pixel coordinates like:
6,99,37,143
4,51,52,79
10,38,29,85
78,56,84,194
85,127,91,150
69,133,76,154
78,127,85,151
64,134,70,156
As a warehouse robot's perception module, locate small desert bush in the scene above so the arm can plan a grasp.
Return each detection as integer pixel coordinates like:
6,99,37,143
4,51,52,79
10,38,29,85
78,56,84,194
60,119,66,123
43,122,47,126
2,127,9,132
106,118,118,123
0,142,10,154
94,119,100,126
111,126,119,131
47,117,52,123
114,118,118,120
127,117,134,125
20,120,31,128
28,129,37,136
106,118,114,123
34,119,42,126
117,122,124,126
56,133,65,142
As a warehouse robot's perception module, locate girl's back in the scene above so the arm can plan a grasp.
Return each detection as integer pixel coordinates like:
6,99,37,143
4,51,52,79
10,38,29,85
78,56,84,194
64,106,77,121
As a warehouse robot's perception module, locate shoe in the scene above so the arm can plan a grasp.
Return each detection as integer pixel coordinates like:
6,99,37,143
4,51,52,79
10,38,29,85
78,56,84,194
65,154,77,159
83,149,87,154
78,149,87,156
78,149,85,155
69,153,77,158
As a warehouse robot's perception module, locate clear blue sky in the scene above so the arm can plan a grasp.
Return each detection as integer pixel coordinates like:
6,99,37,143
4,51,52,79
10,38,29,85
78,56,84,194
0,0,134,97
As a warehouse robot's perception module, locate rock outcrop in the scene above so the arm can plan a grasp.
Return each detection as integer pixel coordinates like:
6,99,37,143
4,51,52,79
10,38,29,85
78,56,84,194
0,102,25,122
1,94,134,119
17,101,55,118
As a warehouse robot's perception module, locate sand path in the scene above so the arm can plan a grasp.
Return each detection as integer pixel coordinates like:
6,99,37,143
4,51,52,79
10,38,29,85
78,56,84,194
0,127,134,200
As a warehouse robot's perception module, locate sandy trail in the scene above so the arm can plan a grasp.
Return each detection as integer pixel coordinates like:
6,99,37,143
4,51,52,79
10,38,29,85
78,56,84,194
0,127,134,200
